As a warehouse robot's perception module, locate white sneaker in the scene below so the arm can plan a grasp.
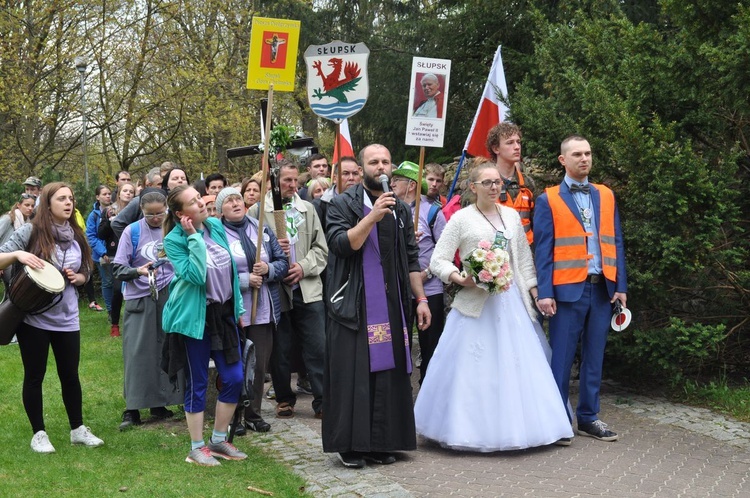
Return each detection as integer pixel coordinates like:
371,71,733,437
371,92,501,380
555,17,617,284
31,430,56,453
70,425,104,447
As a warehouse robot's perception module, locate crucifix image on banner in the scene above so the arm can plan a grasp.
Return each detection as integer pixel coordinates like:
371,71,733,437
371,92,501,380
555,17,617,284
246,17,301,92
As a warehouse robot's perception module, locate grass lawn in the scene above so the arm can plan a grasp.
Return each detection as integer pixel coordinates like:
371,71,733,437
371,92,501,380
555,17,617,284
0,301,309,497
679,378,750,424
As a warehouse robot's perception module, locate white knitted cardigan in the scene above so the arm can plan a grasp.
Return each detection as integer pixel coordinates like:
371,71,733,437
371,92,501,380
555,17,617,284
429,204,538,320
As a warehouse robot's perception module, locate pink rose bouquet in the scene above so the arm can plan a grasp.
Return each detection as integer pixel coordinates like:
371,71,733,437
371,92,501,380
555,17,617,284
462,239,513,294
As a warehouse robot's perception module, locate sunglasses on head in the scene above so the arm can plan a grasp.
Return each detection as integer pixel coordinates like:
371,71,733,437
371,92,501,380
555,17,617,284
20,193,36,200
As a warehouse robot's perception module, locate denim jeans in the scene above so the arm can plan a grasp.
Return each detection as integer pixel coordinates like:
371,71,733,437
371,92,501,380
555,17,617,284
95,261,114,312
270,288,325,414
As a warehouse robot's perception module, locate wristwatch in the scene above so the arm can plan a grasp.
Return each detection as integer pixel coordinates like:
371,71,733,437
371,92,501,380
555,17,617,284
424,268,433,279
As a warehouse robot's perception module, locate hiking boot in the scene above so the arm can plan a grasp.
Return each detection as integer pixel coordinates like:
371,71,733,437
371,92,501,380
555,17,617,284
70,425,104,447
186,446,221,466
207,440,247,460
31,430,55,453
119,410,142,431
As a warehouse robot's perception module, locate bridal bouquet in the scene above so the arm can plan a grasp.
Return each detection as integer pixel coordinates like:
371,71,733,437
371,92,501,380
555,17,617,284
462,239,513,295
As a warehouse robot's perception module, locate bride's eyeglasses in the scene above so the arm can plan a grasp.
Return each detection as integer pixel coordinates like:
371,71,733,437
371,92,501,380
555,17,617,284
473,180,502,188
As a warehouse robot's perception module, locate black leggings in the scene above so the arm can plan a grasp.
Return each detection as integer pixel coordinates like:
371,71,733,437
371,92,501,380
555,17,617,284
81,278,96,303
17,324,83,433
111,278,123,325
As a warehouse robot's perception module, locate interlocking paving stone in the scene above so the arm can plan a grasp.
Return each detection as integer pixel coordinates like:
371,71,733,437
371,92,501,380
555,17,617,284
246,375,750,497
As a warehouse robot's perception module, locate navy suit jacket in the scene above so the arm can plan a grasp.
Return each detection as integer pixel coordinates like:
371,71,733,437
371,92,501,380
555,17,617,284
533,181,627,303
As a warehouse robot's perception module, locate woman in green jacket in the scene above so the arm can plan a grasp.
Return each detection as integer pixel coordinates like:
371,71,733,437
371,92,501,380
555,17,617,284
162,185,247,467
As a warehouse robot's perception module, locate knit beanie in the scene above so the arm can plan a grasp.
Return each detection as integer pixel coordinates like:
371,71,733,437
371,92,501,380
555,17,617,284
215,187,242,213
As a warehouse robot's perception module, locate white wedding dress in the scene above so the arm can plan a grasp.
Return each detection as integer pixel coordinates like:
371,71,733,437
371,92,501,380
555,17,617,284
414,283,573,452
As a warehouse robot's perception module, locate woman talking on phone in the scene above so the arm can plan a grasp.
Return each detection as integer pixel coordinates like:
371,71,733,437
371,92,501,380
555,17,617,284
161,185,247,467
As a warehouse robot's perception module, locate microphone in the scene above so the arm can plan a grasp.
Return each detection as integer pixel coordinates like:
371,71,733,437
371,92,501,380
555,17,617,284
378,174,394,210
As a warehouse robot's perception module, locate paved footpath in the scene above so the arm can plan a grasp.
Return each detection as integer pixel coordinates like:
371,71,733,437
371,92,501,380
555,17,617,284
248,378,750,497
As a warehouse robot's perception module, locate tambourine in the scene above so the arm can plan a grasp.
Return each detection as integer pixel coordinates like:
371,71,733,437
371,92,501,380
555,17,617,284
611,300,632,332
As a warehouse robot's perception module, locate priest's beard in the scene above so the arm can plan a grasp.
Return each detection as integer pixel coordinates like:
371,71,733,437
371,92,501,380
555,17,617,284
363,171,386,192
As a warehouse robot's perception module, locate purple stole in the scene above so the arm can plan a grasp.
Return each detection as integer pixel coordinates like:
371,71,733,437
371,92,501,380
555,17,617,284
362,205,412,374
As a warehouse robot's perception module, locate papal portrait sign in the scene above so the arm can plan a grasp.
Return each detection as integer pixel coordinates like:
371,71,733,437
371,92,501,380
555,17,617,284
405,57,451,148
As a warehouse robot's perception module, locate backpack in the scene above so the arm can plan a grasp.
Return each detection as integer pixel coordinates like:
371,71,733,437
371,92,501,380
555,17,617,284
427,202,441,241
129,221,141,261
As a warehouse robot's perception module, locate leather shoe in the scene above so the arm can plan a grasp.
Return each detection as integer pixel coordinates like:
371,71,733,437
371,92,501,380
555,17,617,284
230,423,247,437
119,410,142,431
577,420,619,441
149,407,174,420
246,419,271,433
338,452,365,469
362,452,396,465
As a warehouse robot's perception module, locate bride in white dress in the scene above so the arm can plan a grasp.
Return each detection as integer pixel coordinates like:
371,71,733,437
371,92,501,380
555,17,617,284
415,162,573,451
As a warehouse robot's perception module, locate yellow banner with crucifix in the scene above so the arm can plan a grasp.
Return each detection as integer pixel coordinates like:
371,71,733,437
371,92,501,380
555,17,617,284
246,17,301,92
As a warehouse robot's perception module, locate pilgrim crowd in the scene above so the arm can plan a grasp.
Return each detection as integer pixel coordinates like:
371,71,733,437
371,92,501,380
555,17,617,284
0,123,627,468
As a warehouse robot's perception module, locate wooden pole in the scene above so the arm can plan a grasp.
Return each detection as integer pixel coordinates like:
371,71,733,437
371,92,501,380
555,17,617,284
251,85,274,324
335,122,342,193
414,146,425,233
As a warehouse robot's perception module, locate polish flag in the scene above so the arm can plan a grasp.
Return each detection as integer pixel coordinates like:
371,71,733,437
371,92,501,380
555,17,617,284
463,46,510,157
333,118,355,164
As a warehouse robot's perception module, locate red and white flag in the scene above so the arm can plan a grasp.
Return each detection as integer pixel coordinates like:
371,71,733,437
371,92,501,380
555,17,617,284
332,118,355,164
463,46,510,157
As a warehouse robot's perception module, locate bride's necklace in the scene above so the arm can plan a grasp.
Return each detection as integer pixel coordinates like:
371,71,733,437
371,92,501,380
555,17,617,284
476,204,506,232
475,205,509,249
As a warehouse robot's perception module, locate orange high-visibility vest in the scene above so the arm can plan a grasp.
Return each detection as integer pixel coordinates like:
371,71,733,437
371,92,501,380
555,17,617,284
546,184,617,285
497,168,534,245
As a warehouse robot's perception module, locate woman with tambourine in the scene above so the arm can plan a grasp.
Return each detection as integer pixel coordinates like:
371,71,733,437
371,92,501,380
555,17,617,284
0,182,105,454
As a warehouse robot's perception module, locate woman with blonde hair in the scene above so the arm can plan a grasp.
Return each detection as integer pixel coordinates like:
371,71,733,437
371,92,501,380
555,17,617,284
97,181,136,336
306,177,331,201
415,162,572,451
0,193,35,249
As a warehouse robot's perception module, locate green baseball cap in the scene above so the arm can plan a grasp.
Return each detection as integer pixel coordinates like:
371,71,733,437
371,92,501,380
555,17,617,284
392,161,428,195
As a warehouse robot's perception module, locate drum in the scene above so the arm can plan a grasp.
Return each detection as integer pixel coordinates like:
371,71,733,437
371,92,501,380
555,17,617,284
0,261,65,345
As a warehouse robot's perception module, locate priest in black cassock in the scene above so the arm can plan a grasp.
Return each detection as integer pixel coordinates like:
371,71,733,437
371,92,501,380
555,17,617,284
323,144,432,469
